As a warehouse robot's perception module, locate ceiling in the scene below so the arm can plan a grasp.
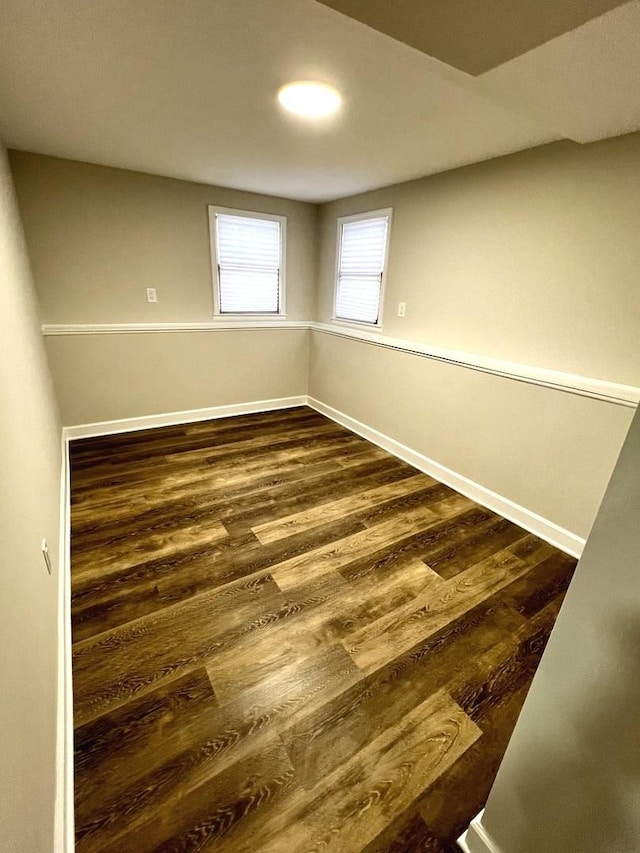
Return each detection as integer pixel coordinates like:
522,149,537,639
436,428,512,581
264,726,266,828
317,0,630,75
0,0,638,203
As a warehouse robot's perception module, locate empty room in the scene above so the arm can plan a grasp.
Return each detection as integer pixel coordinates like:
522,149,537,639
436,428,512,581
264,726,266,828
2,1,640,852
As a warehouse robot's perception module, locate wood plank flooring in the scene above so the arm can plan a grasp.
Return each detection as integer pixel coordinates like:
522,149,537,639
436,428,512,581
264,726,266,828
70,406,577,852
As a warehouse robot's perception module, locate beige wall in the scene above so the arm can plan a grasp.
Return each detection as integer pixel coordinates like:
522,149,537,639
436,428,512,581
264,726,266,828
309,331,632,539
6,114,640,852
479,400,640,852
312,134,640,537
46,329,309,425
0,143,62,850
10,151,318,324
318,134,640,385
10,152,317,425
10,137,640,536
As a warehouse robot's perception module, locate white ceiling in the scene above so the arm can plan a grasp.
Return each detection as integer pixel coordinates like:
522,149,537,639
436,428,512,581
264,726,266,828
0,0,638,202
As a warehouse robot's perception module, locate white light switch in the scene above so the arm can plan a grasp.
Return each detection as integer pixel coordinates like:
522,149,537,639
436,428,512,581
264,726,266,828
397,301,406,317
146,287,158,303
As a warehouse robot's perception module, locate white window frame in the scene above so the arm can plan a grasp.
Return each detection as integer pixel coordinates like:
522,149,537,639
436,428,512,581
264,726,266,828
208,205,287,318
332,207,393,329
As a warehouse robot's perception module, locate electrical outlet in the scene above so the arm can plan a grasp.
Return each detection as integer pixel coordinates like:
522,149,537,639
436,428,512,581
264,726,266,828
397,301,406,317
146,287,158,303
41,538,52,574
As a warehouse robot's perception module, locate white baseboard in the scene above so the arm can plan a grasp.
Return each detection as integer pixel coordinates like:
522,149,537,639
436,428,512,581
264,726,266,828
63,393,585,556
63,396,308,440
55,395,583,849
54,436,74,852
457,811,504,853
457,830,472,853
308,397,585,558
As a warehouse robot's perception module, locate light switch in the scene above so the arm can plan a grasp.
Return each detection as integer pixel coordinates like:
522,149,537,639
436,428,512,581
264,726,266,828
146,288,158,303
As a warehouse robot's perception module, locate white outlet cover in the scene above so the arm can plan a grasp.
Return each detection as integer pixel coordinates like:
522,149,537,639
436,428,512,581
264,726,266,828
41,538,52,574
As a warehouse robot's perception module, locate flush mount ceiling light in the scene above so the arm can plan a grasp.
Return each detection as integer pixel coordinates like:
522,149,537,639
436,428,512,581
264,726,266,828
277,81,342,119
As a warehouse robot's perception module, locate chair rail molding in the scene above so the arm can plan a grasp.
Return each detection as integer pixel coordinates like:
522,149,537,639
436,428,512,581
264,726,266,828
311,322,640,408
41,320,640,408
42,320,310,335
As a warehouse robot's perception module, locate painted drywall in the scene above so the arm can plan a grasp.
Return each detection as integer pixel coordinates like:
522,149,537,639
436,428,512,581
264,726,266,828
313,134,640,537
9,152,317,425
309,331,632,539
10,138,640,535
479,400,640,852
318,133,640,385
45,329,309,425
9,151,317,323
0,143,62,850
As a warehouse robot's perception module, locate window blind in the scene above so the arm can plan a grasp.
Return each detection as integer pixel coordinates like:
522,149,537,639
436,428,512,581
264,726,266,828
335,215,389,324
215,213,281,313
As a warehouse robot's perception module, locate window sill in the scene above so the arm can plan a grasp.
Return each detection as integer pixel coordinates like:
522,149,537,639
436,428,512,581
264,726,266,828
330,317,384,332
213,313,288,321
207,316,309,332
211,314,293,329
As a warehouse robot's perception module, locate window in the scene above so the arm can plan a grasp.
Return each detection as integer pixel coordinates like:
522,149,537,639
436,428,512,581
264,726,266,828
334,209,392,326
209,207,286,316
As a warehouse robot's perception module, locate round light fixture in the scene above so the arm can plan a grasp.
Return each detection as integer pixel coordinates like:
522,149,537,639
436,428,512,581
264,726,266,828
277,81,342,119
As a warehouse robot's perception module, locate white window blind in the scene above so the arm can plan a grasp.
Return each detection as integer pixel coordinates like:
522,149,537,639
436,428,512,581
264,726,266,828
335,214,390,325
214,212,282,314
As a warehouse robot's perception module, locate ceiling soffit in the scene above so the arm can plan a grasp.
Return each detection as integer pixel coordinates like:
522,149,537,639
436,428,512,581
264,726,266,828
316,0,630,74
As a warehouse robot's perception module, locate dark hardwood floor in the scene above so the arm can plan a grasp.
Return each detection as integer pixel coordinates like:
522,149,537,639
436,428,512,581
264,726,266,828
70,406,577,852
